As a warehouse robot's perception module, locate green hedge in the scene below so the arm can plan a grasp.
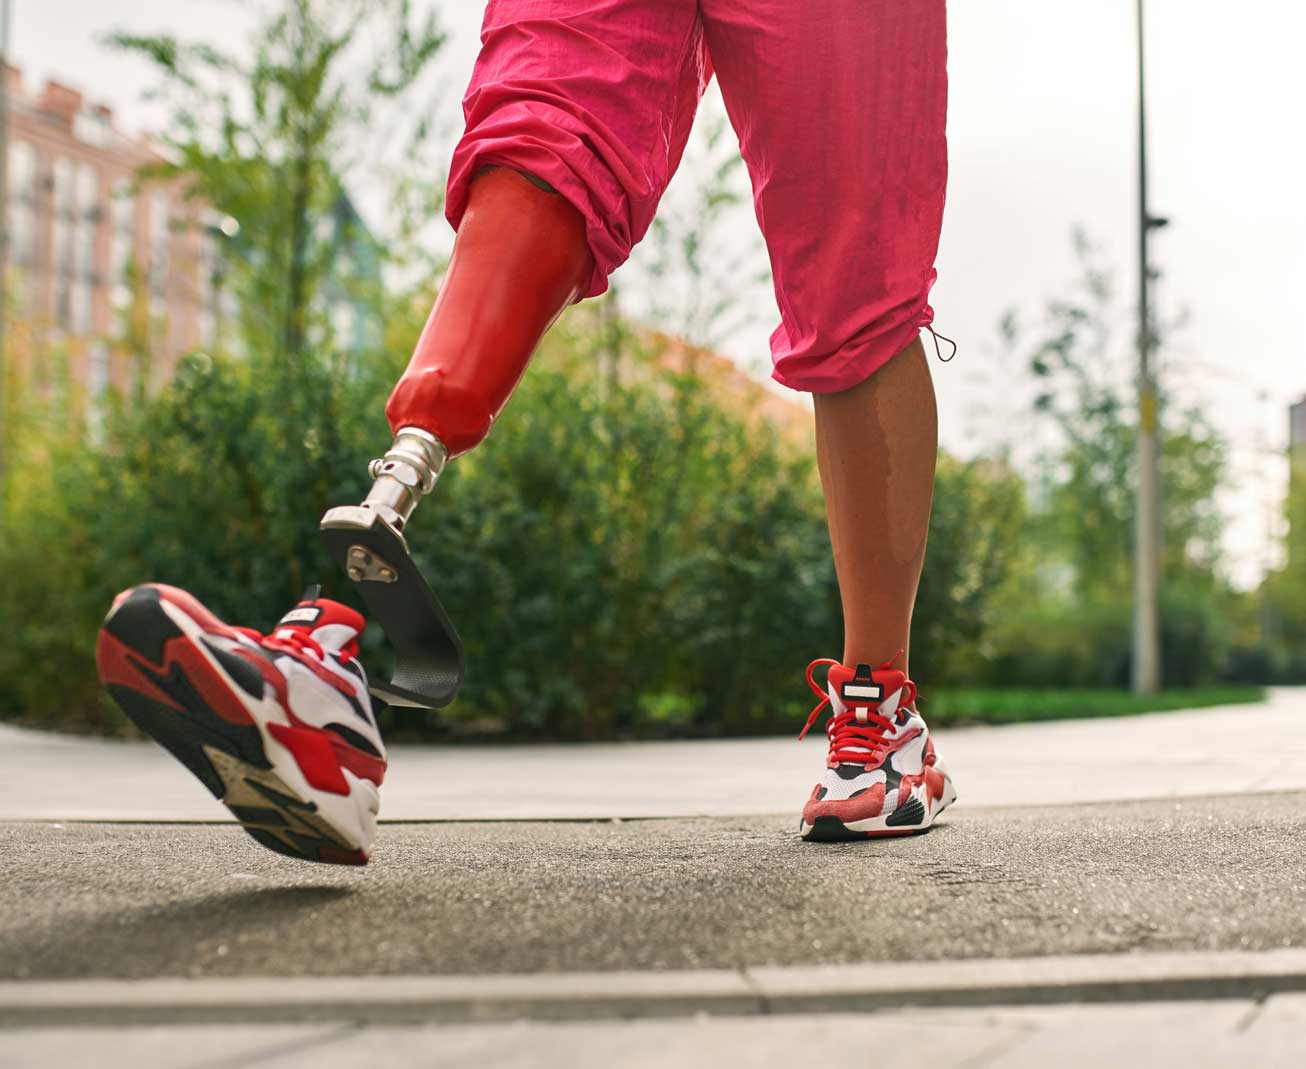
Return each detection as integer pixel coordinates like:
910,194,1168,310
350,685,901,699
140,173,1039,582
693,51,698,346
0,319,850,738
921,685,1265,727
0,315,1266,739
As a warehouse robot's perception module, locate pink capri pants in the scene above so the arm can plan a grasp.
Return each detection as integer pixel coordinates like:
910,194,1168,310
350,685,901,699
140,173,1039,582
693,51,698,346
448,0,948,393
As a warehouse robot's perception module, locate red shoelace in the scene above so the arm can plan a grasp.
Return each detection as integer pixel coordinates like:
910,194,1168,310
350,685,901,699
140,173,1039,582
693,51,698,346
235,625,336,663
233,624,362,704
798,654,917,768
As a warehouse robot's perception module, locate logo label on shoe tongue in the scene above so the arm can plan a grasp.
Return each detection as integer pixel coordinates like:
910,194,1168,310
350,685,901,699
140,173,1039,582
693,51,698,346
278,605,323,627
843,681,884,701
842,663,883,703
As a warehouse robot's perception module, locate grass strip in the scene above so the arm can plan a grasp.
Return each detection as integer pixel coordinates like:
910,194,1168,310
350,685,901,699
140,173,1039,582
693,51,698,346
920,685,1265,727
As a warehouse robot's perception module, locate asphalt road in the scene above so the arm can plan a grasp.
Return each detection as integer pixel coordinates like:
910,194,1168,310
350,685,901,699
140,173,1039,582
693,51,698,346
5,791,1306,981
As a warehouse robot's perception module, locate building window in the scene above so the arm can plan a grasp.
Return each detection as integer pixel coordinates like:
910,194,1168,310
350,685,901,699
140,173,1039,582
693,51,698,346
72,164,99,334
86,342,110,442
7,140,35,201
109,179,136,310
199,229,220,348
5,143,37,307
50,159,78,329
147,193,171,322
52,157,75,218
75,163,99,221
71,278,93,334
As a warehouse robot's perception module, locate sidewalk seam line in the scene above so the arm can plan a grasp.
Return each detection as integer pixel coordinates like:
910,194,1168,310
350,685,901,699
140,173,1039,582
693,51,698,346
738,967,771,1016
189,1022,360,1069
1233,993,1268,1035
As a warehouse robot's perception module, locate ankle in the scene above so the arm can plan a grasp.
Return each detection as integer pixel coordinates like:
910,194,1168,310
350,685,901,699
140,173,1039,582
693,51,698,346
840,647,910,677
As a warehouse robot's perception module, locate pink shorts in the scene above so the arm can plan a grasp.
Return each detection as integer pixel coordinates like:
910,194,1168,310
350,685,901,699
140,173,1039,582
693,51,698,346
448,0,948,393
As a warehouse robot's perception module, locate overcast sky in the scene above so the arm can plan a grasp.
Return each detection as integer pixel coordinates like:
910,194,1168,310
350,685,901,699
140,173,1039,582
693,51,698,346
10,0,1305,584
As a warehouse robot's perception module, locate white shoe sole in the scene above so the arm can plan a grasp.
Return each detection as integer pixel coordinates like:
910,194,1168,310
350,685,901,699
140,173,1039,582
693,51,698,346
800,774,957,841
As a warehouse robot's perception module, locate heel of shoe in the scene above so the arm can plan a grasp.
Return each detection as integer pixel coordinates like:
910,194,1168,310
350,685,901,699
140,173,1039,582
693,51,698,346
97,589,272,798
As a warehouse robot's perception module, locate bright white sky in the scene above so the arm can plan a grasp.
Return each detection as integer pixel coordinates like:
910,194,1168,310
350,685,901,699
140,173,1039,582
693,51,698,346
11,0,1306,585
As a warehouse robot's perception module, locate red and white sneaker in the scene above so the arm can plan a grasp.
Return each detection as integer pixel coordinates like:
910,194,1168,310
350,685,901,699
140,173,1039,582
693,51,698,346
96,583,386,865
798,655,956,841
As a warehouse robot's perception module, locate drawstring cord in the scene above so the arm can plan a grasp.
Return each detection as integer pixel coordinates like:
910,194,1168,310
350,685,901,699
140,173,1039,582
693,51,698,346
925,325,957,363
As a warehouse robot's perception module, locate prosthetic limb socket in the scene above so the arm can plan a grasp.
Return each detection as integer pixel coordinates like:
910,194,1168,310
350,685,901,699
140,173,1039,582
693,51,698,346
320,168,594,708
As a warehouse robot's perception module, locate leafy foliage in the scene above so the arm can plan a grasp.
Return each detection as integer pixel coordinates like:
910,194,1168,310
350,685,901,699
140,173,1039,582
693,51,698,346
108,0,445,366
1260,465,1306,680
0,304,1051,738
998,233,1241,687
912,455,1028,684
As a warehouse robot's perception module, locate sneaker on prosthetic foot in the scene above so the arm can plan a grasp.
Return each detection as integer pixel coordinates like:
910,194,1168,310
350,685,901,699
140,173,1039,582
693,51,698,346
798,655,956,841
96,583,386,865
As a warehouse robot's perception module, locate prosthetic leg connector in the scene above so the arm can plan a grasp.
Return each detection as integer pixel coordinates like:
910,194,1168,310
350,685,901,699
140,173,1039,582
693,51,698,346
361,427,448,538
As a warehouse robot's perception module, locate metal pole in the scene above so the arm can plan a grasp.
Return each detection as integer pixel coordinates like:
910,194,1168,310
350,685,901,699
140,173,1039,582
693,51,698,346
1133,0,1162,695
0,0,12,516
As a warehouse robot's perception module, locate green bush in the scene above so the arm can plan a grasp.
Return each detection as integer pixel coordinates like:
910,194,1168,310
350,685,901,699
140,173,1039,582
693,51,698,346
912,455,1028,684
978,596,1132,690
398,321,842,738
0,309,1256,738
0,343,392,733
0,315,847,739
976,584,1238,692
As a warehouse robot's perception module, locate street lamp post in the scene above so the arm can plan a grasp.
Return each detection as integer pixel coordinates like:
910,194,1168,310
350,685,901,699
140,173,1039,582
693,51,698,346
1133,0,1165,694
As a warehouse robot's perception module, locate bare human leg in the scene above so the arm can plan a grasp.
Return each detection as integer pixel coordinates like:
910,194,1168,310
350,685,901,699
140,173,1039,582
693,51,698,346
812,337,938,676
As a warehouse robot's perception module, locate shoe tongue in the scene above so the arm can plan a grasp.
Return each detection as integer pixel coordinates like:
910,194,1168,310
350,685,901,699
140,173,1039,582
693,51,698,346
827,662,907,719
275,593,365,657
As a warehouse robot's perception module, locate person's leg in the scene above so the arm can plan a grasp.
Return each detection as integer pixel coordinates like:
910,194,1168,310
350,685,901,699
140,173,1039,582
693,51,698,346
702,0,948,678
385,166,594,457
387,0,710,456
97,2,715,870
814,337,937,673
703,0,952,839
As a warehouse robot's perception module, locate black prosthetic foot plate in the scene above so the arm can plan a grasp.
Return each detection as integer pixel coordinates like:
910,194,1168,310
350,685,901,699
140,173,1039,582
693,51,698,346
320,507,464,708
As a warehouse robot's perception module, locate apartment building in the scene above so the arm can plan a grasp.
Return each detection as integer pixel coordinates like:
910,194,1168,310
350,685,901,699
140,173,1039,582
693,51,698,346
3,64,218,408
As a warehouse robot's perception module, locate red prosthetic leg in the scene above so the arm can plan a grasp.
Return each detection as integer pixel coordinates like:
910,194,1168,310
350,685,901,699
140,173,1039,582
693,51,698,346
320,168,594,708
387,166,594,456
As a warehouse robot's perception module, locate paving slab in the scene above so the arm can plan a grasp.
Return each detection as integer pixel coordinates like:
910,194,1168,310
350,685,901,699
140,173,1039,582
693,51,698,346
2,792,1304,982
244,1000,1296,1069
2,688,1303,821
12,998,1306,1069
3,1025,346,1069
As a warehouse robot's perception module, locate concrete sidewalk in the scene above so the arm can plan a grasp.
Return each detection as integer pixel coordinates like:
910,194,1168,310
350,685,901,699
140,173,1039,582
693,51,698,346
2,688,1303,821
9,996,1306,1069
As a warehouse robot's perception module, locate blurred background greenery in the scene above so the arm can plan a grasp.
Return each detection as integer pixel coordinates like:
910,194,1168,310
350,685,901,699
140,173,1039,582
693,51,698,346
2,0,1301,740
